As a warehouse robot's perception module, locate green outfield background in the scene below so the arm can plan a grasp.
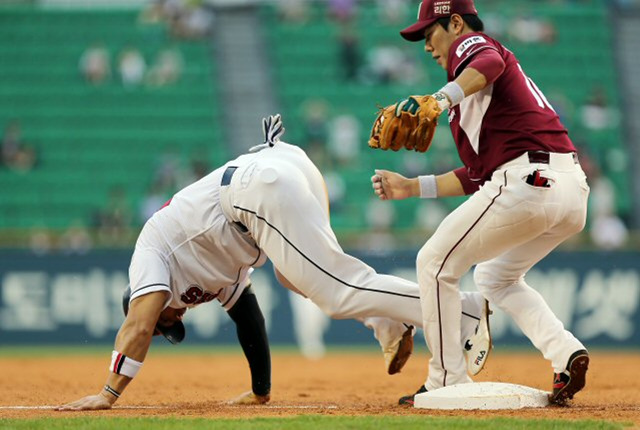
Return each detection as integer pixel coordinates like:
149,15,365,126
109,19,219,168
0,416,626,430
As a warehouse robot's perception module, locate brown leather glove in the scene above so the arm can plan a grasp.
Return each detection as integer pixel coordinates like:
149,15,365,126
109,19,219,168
368,95,441,153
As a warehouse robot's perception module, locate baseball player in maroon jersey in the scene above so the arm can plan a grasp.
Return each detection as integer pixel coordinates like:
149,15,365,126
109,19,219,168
57,114,491,411
372,0,590,406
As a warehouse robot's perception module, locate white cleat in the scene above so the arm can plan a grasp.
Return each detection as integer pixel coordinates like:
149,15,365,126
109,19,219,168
464,300,492,376
384,325,414,375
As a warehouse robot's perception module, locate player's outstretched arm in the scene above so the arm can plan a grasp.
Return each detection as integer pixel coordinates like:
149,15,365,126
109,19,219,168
56,292,168,411
372,169,465,200
452,67,489,99
226,287,271,405
434,171,466,197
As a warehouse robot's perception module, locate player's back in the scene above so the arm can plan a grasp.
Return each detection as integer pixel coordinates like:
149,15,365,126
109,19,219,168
138,163,262,294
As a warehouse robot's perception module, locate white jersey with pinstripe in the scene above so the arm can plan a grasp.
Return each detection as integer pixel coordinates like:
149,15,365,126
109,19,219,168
128,165,266,311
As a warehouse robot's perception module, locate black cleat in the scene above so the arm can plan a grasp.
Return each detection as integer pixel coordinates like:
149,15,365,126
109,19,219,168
550,349,589,406
398,385,428,406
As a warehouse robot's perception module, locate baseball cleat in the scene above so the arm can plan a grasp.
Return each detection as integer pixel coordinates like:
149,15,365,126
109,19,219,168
464,299,492,376
550,349,589,406
398,385,427,406
385,325,415,375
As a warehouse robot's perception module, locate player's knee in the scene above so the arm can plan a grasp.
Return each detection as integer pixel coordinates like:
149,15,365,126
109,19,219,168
473,266,492,296
474,264,518,295
416,247,431,284
416,242,436,272
416,241,445,281
416,245,428,268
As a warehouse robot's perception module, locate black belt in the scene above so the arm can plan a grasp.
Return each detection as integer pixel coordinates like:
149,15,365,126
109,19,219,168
527,151,579,165
220,166,248,233
221,166,238,186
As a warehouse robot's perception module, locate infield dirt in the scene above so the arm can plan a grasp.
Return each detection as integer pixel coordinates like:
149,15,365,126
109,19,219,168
1,350,638,424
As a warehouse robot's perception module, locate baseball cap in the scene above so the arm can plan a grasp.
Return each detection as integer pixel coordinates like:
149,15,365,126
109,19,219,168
122,285,186,345
400,0,478,42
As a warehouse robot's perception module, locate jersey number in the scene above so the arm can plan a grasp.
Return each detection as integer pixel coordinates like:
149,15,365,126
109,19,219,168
517,64,555,112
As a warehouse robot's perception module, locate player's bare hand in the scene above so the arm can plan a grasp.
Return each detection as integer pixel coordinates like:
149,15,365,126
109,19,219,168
371,169,419,201
226,391,270,405
56,393,115,411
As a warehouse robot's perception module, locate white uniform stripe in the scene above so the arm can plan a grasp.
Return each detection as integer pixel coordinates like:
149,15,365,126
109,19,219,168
458,85,494,155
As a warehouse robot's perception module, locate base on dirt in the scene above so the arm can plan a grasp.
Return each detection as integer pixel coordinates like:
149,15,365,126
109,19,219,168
414,382,550,410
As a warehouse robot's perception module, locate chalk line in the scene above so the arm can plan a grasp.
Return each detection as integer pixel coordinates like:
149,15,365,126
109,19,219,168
1,404,337,410
226,405,338,409
0,405,169,410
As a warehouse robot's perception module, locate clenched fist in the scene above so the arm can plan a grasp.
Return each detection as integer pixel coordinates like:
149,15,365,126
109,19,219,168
371,169,419,201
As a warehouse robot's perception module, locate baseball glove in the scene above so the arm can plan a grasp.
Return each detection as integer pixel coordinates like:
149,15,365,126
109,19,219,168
368,95,441,153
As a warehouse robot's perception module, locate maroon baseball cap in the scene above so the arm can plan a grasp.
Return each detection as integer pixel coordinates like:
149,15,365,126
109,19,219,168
400,0,478,42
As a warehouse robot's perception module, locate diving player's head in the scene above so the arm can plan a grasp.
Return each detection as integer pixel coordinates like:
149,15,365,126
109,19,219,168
122,285,186,344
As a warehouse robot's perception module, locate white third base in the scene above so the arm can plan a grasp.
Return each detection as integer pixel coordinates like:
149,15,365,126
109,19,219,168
414,382,550,410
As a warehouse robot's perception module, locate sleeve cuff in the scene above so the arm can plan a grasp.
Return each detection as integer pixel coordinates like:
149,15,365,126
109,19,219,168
453,167,480,195
130,284,172,309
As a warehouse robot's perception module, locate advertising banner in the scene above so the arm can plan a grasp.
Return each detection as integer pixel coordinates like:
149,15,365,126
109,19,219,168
0,250,638,350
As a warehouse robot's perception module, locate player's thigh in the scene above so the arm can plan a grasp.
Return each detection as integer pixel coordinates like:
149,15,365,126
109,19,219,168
474,230,571,289
421,172,548,270
474,168,587,286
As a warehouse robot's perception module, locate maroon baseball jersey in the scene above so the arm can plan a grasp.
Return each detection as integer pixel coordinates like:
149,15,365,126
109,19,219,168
447,33,576,194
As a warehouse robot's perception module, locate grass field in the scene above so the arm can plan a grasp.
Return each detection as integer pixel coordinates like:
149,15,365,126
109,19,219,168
0,416,628,430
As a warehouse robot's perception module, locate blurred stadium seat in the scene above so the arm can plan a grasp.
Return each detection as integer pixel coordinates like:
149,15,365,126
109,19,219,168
0,6,224,232
0,1,631,246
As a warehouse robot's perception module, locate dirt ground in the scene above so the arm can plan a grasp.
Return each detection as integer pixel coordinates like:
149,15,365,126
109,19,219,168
1,349,639,425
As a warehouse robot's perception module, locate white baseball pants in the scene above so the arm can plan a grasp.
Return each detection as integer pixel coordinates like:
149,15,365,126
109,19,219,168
418,152,589,390
219,143,485,341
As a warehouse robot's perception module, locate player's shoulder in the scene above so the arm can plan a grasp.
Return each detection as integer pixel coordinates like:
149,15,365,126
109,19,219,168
452,32,501,60
448,32,503,76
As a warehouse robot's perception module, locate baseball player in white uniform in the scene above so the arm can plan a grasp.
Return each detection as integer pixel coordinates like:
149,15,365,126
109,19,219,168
57,115,490,411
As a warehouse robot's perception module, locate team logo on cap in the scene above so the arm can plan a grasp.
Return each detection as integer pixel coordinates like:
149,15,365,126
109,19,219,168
434,0,451,15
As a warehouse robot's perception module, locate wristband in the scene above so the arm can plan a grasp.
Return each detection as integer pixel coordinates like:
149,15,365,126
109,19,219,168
418,175,438,199
432,92,451,111
434,81,465,111
103,384,121,399
110,351,143,378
